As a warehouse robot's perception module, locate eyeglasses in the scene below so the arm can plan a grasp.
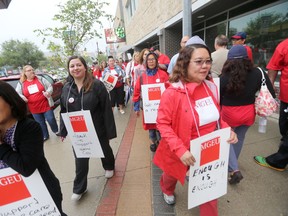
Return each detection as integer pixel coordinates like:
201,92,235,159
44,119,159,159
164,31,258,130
147,58,156,62
190,59,212,66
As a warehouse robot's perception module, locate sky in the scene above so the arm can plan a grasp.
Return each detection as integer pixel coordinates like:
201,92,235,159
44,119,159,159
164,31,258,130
0,0,117,54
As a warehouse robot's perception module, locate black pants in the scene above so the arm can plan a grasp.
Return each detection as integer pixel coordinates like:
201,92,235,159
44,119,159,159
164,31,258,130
73,138,115,194
266,101,288,168
110,85,125,107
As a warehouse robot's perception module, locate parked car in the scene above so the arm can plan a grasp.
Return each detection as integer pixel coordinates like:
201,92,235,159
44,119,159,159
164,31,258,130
0,73,63,108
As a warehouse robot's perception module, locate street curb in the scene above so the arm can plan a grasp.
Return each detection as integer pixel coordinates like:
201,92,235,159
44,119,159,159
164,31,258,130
95,107,137,216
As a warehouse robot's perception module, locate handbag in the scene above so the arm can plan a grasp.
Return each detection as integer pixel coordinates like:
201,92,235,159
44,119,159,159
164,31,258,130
255,67,279,117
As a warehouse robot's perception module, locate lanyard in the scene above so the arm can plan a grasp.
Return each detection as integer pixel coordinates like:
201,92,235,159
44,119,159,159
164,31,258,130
66,81,84,112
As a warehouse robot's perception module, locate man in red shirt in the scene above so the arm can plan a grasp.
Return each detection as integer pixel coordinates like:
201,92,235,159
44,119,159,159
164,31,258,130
254,38,288,171
231,32,253,63
150,46,170,73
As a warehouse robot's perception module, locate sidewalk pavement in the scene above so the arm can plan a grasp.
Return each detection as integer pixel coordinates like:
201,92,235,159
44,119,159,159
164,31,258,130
45,104,288,216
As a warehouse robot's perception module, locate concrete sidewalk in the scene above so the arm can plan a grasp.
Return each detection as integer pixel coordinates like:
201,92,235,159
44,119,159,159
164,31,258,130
45,105,288,216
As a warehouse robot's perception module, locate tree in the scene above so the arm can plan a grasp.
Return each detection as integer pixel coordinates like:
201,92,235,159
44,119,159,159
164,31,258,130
0,39,46,68
34,0,111,66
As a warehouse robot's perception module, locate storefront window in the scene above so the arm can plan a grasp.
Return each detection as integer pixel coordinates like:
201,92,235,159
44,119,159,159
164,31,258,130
205,23,227,52
229,2,288,68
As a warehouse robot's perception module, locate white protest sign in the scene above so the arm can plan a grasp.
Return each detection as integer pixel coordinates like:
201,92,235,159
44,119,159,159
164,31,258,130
61,110,104,158
0,168,61,216
102,73,118,91
188,127,230,209
141,83,165,124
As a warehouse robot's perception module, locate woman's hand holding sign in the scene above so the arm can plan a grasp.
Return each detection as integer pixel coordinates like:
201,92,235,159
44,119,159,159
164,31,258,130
180,150,196,166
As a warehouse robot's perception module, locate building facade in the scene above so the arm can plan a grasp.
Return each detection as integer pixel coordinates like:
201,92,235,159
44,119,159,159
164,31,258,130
113,0,287,69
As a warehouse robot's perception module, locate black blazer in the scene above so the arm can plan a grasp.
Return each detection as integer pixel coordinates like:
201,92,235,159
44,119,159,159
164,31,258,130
0,118,65,215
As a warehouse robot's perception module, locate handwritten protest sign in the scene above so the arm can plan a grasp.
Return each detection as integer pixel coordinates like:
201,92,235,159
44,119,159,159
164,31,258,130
102,73,118,91
61,110,104,158
141,83,165,123
0,168,61,216
188,127,230,209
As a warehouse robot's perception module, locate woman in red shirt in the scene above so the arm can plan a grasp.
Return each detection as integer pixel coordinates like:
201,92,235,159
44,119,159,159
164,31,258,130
16,65,59,141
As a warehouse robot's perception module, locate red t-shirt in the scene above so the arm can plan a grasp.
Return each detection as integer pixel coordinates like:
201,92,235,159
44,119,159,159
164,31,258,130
22,77,50,114
266,39,288,103
92,69,102,79
221,104,255,127
244,45,253,63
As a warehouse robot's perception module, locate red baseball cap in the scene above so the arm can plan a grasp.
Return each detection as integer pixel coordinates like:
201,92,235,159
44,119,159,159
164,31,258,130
231,32,247,39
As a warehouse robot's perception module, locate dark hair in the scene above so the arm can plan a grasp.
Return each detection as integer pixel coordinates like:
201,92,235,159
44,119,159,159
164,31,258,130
67,56,94,92
145,52,158,69
107,55,114,60
221,59,253,95
0,81,27,120
170,44,211,83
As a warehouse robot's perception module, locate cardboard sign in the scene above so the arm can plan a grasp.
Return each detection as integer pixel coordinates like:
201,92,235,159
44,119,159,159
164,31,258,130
61,110,104,158
102,73,118,91
141,83,165,124
188,127,230,209
0,173,31,206
0,168,61,215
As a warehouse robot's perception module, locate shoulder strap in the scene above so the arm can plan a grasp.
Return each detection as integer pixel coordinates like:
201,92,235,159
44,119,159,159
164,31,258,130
257,67,266,86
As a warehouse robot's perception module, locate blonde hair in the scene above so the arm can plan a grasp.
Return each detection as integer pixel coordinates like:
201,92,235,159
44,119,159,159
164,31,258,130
20,65,34,82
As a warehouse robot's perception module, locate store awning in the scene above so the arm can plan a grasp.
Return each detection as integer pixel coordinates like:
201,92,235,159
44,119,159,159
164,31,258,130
117,45,133,53
0,0,12,9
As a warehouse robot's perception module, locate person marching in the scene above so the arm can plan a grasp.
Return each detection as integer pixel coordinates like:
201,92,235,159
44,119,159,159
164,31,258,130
153,44,237,215
133,51,169,152
59,56,116,201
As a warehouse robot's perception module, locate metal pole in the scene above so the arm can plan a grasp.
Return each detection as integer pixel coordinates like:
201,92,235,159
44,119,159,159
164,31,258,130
119,0,125,27
96,41,99,56
183,0,192,37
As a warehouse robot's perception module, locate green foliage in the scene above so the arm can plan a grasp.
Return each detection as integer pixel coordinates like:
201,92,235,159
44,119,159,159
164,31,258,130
0,39,46,68
97,53,108,65
34,0,111,60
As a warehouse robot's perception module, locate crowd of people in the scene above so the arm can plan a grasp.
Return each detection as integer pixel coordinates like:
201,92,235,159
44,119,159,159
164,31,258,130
0,32,287,215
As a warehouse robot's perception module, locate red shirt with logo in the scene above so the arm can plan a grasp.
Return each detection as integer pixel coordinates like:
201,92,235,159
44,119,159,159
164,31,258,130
22,77,50,113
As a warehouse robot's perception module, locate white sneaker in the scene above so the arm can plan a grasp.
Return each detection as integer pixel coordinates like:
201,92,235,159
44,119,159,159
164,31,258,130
163,193,175,205
71,190,87,201
105,170,114,179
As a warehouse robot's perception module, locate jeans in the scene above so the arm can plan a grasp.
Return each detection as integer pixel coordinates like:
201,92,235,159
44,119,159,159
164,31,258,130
228,125,250,172
149,129,161,143
32,109,59,139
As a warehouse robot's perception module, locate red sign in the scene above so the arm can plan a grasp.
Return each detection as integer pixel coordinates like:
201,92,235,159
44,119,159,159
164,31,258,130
200,137,220,166
0,173,31,206
148,87,161,100
104,27,126,44
107,75,115,83
69,115,88,132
